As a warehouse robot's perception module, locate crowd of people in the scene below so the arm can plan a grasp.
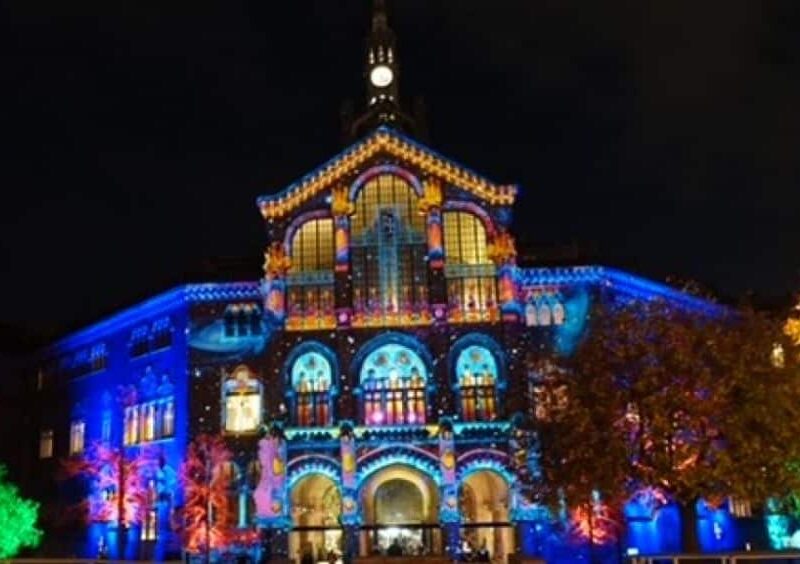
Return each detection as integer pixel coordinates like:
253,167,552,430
459,538,492,562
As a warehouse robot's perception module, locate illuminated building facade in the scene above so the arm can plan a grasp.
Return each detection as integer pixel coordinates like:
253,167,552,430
28,3,768,562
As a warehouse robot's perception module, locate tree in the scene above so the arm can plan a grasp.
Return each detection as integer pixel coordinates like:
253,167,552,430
0,464,42,558
60,442,150,527
529,299,800,550
181,434,235,558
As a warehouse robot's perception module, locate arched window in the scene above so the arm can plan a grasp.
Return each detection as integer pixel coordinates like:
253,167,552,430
443,211,496,322
223,366,263,434
360,343,427,425
350,174,428,326
291,351,333,426
456,346,498,422
290,218,335,273
287,218,335,330
443,211,489,265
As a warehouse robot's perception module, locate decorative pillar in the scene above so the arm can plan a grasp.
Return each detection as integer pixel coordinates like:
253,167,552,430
262,242,291,325
488,229,521,322
339,423,360,562
419,179,447,321
254,428,289,559
438,420,461,558
331,185,355,328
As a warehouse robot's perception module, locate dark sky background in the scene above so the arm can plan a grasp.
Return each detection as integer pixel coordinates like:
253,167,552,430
1,1,799,338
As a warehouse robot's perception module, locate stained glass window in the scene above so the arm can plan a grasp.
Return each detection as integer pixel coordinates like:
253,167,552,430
456,346,498,422
360,343,427,425
443,211,496,322
287,219,335,330
351,175,428,326
290,218,335,273
443,212,489,265
291,351,333,426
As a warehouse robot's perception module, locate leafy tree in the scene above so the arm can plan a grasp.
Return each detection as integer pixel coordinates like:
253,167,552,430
60,442,149,526
0,464,42,558
181,434,234,555
529,299,800,550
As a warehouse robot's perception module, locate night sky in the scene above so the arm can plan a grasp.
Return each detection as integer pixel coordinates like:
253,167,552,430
2,1,798,338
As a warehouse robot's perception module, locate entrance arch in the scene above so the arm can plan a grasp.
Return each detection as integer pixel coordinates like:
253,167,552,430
460,470,513,563
290,474,341,562
360,465,440,556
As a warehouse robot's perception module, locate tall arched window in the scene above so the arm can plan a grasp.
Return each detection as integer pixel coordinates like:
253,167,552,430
360,343,427,425
443,211,496,322
456,346,498,422
291,351,333,426
287,218,335,330
350,174,428,326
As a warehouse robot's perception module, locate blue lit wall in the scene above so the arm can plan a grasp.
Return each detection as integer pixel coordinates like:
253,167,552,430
54,288,193,560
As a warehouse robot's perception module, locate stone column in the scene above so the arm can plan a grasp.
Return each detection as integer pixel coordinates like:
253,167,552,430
262,242,291,325
339,424,361,562
331,186,354,328
419,179,447,322
438,421,461,558
254,431,290,560
488,229,521,322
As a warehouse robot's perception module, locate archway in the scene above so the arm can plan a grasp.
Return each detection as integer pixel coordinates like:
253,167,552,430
290,474,342,563
361,465,440,556
460,470,513,563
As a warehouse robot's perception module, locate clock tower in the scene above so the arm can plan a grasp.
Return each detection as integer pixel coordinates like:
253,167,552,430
366,0,399,120
343,0,422,140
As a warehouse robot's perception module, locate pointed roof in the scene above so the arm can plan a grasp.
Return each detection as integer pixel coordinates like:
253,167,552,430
257,127,517,220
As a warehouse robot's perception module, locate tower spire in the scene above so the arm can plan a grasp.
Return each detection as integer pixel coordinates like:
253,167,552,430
372,0,388,31
342,0,422,141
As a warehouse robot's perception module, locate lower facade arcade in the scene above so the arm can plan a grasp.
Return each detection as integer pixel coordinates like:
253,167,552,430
270,438,517,564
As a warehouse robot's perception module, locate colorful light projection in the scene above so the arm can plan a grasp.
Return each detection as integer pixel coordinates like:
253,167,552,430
360,343,428,425
262,242,291,323
455,346,498,422
181,434,235,554
223,366,263,434
291,351,333,426
257,128,517,220
60,443,154,529
254,434,288,524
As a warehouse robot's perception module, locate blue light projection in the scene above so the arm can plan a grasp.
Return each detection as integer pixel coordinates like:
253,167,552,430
696,499,741,552
357,448,442,487
359,343,427,384
553,286,590,356
287,456,341,489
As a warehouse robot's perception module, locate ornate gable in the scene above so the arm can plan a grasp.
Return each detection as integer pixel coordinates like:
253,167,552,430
256,127,517,220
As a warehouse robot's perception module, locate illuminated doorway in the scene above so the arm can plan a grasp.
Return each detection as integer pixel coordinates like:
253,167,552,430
361,466,440,556
460,471,514,563
290,474,342,563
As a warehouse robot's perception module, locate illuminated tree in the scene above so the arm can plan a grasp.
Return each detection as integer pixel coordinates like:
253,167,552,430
530,299,800,551
60,442,150,527
181,434,235,556
0,464,42,558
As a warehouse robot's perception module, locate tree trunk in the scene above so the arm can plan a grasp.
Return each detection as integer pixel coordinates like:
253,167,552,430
679,500,699,553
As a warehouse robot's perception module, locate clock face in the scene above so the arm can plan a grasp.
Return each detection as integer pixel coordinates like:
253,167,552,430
370,65,394,88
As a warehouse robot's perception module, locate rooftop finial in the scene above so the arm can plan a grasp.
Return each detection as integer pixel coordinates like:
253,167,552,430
372,0,388,31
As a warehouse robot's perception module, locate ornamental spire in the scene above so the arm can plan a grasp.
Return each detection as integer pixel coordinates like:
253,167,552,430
341,1,426,141
372,0,388,31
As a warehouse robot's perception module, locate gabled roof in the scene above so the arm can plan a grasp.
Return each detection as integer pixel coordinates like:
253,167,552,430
256,126,517,220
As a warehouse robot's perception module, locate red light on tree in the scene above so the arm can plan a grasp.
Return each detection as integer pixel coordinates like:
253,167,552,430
180,434,235,555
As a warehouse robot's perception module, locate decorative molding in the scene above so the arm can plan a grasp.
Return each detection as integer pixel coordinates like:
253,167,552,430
257,127,517,220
